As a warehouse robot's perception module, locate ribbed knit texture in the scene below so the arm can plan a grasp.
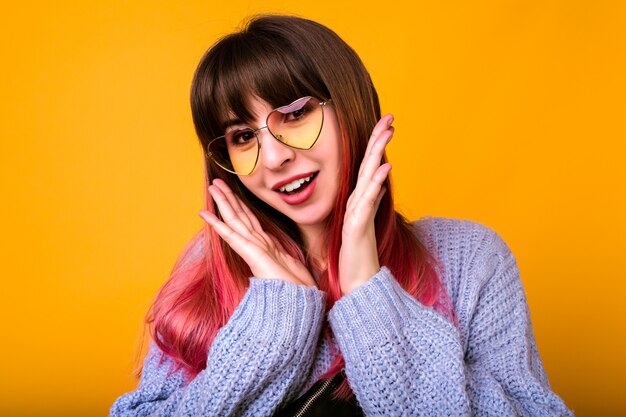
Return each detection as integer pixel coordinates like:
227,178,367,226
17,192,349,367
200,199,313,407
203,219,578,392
110,216,573,416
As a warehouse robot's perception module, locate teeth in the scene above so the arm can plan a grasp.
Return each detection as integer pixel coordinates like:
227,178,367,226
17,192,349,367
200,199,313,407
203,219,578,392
279,174,313,192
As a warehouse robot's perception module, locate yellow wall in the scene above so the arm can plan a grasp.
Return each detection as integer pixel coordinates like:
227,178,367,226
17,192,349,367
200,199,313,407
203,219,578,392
1,1,624,416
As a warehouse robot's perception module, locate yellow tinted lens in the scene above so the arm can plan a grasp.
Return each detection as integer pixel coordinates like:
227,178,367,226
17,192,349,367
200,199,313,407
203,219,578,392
267,97,323,149
230,145,258,174
208,129,258,174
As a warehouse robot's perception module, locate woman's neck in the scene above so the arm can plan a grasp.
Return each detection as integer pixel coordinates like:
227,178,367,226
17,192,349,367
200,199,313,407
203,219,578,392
299,223,328,271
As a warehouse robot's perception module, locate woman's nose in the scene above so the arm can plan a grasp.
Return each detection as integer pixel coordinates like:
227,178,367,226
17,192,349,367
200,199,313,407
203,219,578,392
257,129,295,171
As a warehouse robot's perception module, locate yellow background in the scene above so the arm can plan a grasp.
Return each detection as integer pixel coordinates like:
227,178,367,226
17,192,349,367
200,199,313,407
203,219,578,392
1,1,624,416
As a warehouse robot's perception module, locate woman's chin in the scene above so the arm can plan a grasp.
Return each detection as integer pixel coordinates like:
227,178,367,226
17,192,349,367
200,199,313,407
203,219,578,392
289,212,329,229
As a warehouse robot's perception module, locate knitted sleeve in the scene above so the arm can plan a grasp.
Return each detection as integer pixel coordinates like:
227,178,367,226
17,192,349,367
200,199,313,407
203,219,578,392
328,221,573,416
109,278,326,417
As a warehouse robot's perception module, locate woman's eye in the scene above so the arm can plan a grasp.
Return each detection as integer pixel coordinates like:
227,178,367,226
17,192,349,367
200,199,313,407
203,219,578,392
229,129,255,145
285,107,307,121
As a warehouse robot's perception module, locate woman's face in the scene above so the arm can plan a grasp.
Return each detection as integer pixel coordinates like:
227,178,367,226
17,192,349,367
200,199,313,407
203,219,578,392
234,96,342,232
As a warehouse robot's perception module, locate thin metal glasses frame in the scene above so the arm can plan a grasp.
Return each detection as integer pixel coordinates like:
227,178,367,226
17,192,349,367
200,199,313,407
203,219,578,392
206,97,332,176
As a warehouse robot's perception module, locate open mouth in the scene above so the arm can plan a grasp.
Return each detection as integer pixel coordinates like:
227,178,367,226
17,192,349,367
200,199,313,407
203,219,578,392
277,172,319,195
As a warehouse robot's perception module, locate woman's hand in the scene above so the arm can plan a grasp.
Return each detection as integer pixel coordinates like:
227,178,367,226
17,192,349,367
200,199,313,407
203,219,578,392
338,114,394,295
199,179,316,287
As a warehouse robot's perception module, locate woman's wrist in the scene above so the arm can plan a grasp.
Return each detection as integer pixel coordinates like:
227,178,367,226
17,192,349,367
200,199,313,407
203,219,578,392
340,262,381,295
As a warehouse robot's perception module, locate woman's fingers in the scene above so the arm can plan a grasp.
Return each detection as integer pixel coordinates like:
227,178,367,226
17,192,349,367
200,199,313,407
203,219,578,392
200,206,268,259
363,114,393,159
208,184,267,248
373,184,387,212
357,115,393,178
361,126,393,178
205,180,275,252
237,197,276,249
345,163,391,236
352,163,391,213
366,165,390,211
212,179,255,231
199,210,248,251
214,180,274,246
352,126,393,206
212,179,269,242
238,198,264,234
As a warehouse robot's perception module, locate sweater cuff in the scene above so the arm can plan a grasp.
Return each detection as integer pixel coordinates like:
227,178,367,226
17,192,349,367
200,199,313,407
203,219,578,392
328,267,457,350
219,278,326,347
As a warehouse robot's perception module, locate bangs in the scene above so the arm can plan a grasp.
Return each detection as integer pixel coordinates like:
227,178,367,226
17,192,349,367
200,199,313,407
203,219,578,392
208,32,329,132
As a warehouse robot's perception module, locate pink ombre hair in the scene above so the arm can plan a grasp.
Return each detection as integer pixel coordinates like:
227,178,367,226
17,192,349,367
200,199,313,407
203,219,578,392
137,15,455,399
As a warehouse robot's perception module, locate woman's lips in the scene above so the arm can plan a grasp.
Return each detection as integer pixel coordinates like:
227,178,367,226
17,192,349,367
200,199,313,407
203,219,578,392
271,171,317,191
277,172,318,205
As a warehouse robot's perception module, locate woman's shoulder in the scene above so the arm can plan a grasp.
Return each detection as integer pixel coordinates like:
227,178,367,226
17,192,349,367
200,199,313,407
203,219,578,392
410,216,517,309
412,215,512,257
412,215,489,241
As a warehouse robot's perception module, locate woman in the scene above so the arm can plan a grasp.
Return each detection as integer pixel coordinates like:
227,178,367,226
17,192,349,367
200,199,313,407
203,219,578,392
110,15,573,416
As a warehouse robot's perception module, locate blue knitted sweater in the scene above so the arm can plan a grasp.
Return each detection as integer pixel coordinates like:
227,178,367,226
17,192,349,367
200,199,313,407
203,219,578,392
110,216,573,416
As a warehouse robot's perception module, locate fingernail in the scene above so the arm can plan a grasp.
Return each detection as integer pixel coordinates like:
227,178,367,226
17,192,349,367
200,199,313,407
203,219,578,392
386,115,394,127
